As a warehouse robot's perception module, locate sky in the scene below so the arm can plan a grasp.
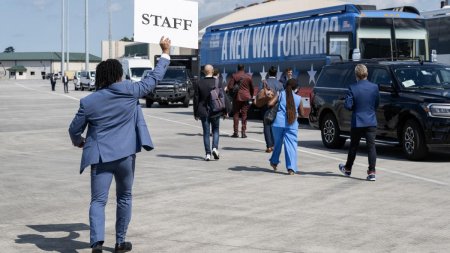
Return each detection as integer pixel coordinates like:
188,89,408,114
0,0,445,57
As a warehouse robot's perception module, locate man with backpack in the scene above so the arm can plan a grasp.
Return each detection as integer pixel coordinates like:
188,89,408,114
194,64,227,161
227,64,254,138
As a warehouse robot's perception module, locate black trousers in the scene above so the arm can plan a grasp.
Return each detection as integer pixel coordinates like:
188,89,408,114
345,126,377,173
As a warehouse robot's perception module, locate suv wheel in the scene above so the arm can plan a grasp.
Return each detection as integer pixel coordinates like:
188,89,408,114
402,119,428,160
182,93,190,108
146,99,154,108
321,113,346,149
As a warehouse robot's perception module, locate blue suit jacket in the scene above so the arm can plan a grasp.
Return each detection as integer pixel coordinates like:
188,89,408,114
69,57,169,173
345,79,380,128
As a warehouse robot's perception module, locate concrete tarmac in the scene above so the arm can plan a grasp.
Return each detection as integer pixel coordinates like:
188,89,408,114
1,79,450,252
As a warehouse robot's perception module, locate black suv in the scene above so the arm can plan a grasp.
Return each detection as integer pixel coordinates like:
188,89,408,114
145,66,194,108
310,60,450,160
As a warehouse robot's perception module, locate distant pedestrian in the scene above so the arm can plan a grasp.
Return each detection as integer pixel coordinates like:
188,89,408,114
50,75,56,91
279,67,294,88
227,64,254,138
62,74,69,93
270,79,303,175
339,64,379,181
260,66,283,153
68,36,171,252
194,64,226,161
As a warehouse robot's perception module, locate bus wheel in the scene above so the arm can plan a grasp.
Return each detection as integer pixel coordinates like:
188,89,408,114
321,113,346,149
402,119,428,160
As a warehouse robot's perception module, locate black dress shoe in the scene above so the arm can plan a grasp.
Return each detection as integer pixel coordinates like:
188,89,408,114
231,133,239,138
115,242,132,253
92,243,103,253
241,133,247,138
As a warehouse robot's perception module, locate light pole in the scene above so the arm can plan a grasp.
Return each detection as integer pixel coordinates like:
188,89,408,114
66,0,70,70
85,0,89,71
108,0,112,59
61,0,65,76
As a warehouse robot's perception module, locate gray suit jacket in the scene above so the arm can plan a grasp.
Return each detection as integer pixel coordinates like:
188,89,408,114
69,57,170,173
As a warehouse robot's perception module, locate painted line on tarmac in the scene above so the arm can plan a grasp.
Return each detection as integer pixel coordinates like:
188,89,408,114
14,82,80,102
146,114,448,186
16,81,446,186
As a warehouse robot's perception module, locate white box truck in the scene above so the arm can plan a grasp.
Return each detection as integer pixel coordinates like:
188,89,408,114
120,57,154,82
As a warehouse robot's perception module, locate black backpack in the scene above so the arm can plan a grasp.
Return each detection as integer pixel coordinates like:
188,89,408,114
209,80,226,113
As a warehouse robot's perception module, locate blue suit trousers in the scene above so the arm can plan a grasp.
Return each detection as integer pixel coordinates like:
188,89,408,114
89,155,135,246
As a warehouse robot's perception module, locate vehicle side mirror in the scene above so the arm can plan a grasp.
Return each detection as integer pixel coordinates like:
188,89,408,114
379,83,394,92
126,75,130,80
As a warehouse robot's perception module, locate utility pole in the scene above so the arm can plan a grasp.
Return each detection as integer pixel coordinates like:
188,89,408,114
61,0,65,76
108,0,112,59
85,0,89,71
66,0,70,70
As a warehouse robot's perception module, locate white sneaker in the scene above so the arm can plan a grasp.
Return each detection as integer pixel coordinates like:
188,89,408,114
212,148,220,160
205,154,211,161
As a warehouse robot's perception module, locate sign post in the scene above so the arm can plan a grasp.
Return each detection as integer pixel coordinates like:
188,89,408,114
134,0,198,49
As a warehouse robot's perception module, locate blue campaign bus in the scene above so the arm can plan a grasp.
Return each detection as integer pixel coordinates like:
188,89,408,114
200,4,429,117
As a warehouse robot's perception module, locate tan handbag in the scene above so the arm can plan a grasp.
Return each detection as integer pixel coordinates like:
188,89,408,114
255,80,275,108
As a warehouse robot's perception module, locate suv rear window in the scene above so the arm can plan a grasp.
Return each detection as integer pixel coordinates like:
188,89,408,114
316,66,350,88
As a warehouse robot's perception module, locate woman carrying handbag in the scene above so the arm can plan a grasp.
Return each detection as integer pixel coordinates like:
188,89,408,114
269,79,303,175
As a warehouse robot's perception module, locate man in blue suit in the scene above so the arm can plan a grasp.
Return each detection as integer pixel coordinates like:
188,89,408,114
69,37,171,252
339,64,380,181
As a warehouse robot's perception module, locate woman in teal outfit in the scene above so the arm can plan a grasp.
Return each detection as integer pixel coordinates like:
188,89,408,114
270,79,302,175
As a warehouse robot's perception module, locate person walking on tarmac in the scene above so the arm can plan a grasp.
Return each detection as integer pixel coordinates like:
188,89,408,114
339,64,380,181
227,64,254,138
50,75,56,91
194,64,226,161
260,66,284,153
269,79,303,175
62,74,69,93
69,37,171,252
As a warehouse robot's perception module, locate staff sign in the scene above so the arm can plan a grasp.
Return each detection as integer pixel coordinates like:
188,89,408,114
134,0,198,49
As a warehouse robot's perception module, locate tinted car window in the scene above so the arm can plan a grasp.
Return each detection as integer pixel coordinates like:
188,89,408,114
369,68,393,85
342,67,356,87
394,66,450,89
316,66,349,88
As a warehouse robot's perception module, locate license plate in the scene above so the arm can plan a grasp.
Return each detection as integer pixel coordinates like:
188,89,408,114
161,97,167,101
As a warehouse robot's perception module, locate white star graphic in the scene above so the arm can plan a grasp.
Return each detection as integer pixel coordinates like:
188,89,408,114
276,66,283,81
307,64,317,84
259,66,267,80
247,66,253,76
222,68,228,84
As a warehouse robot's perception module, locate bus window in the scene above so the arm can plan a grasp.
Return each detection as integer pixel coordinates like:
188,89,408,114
358,17,394,60
327,32,351,60
394,19,428,60
360,38,392,59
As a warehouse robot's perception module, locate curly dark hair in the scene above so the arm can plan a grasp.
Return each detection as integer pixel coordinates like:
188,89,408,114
95,59,123,89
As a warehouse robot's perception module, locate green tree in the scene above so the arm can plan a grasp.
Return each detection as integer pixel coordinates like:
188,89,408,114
3,46,15,53
119,36,134,42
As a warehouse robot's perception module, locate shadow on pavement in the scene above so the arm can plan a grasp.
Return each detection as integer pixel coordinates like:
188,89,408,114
299,171,367,181
157,154,204,161
298,140,450,163
228,166,287,175
15,223,114,253
222,146,262,153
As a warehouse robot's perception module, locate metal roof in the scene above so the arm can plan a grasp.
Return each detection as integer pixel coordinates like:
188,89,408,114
0,52,101,62
7,65,27,72
199,0,346,38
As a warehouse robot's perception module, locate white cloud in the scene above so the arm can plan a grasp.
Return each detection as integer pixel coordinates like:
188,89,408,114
110,2,122,12
32,0,51,11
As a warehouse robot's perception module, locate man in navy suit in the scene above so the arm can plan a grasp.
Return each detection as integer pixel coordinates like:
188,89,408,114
69,37,171,252
339,64,380,181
